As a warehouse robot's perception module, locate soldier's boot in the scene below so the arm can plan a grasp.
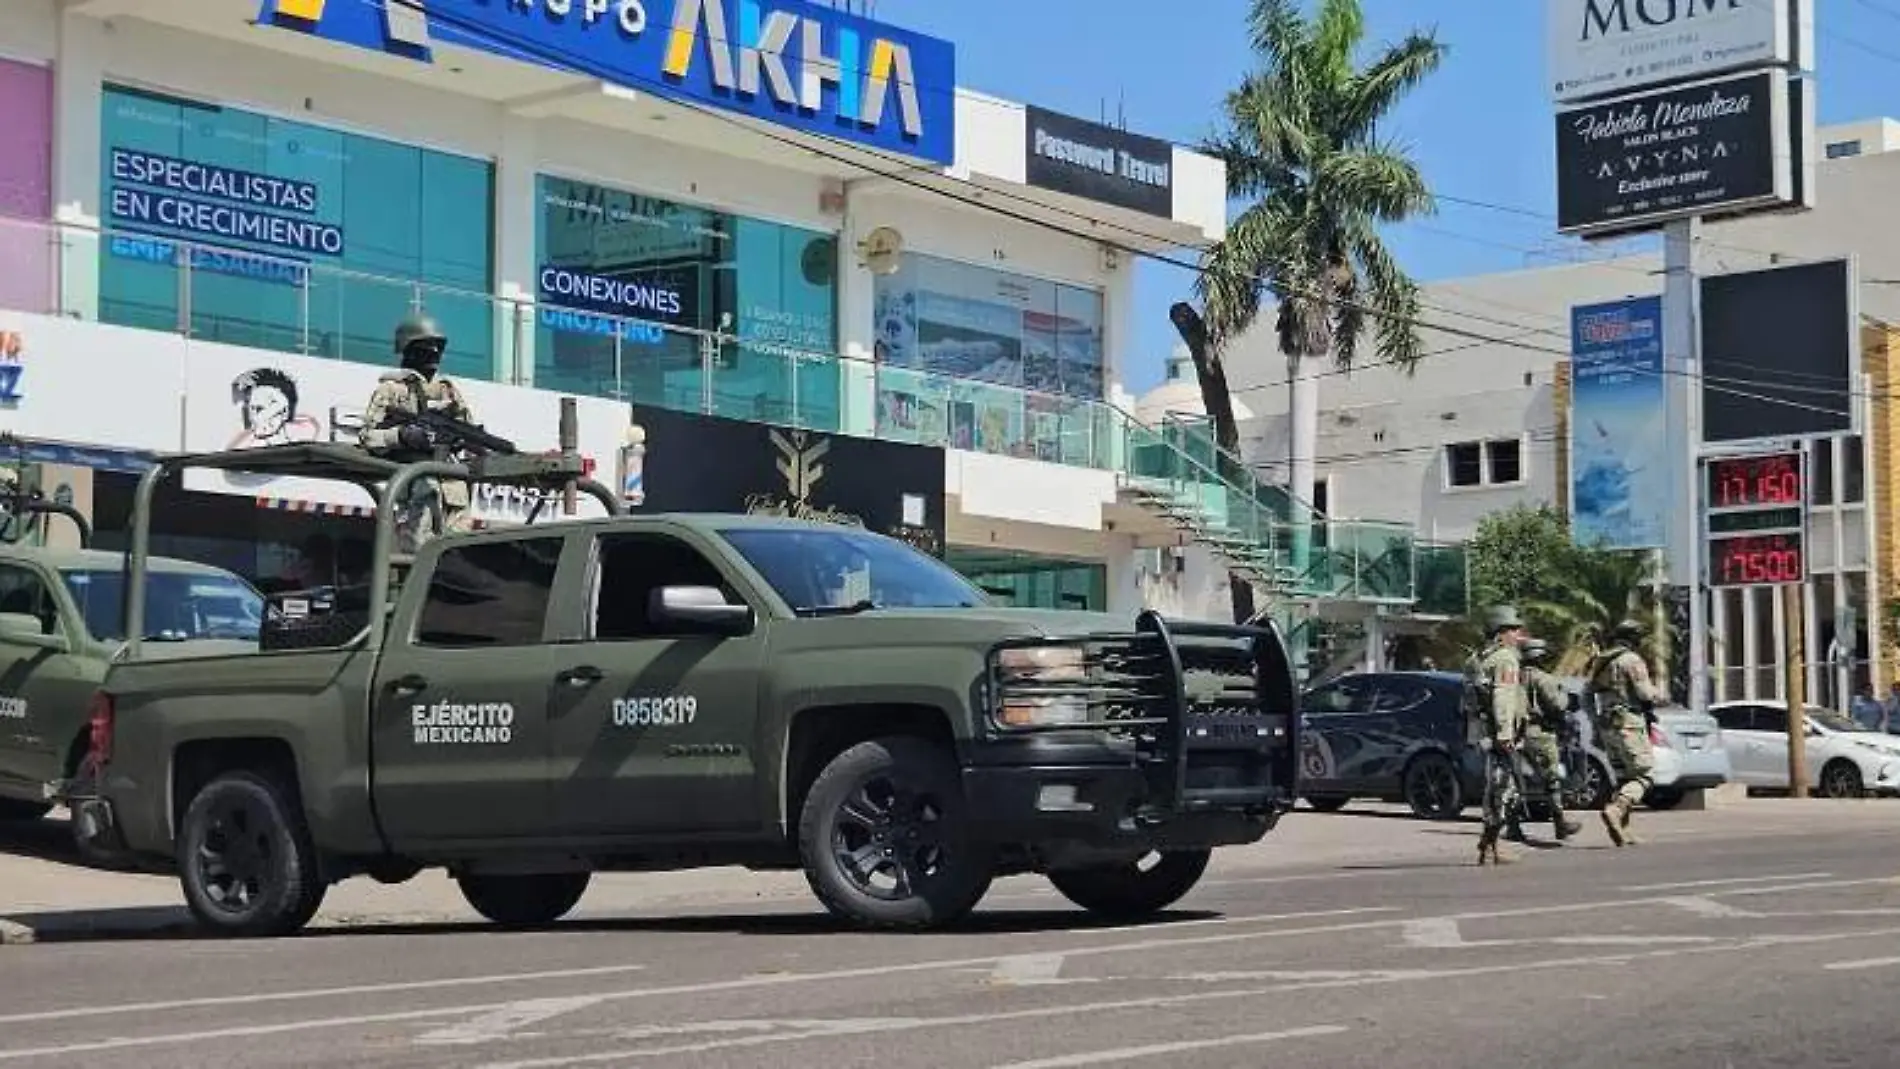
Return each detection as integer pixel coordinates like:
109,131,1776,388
1504,820,1527,843
1552,808,1582,841
1599,798,1630,847
1619,800,1642,846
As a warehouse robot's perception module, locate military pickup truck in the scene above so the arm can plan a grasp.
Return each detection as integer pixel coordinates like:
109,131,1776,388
0,496,263,866
75,442,1300,935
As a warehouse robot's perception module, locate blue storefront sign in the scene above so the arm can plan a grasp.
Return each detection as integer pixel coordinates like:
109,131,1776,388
1569,295,1666,551
257,0,958,166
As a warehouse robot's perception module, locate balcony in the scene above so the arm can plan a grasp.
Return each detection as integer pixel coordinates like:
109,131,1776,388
0,212,1467,614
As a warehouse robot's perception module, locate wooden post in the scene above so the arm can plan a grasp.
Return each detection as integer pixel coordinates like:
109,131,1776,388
1784,582,1809,798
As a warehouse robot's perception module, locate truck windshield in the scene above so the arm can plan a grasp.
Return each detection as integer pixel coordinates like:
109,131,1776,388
718,527,988,615
59,569,265,643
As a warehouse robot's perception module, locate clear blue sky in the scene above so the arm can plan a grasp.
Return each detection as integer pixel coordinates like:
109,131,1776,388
868,0,1900,394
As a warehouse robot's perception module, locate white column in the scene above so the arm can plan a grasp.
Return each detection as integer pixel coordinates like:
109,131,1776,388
1100,245,1136,404
836,201,876,437
1660,218,1707,712
1710,587,1728,703
1741,587,1760,700
493,113,539,386
1103,533,1143,617
1363,612,1384,674
51,9,104,321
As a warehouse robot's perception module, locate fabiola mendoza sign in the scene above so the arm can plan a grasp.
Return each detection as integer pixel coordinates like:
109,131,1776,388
1556,68,1793,237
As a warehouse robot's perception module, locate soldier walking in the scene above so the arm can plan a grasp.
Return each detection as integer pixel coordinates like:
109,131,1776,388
1519,639,1583,844
1464,606,1531,866
358,314,477,553
1586,619,1666,847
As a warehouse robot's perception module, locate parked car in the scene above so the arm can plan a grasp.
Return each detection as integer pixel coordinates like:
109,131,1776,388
1643,705,1732,808
1708,700,1900,797
1297,671,1616,820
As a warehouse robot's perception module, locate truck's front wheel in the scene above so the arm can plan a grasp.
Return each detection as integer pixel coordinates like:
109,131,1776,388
798,737,993,930
455,873,591,928
176,771,326,937
1047,848,1211,920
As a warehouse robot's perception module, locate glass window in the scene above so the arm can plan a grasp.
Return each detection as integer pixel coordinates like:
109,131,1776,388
592,533,741,640
415,537,562,647
1446,443,1483,487
1754,704,1787,734
1302,676,1373,714
1487,439,1522,484
1811,437,1834,505
97,84,496,379
58,568,263,642
872,251,1105,461
0,564,57,636
532,174,839,430
1844,434,1865,504
719,526,985,614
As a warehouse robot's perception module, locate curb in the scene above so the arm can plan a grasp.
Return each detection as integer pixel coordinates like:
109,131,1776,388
0,907,196,946
0,918,34,945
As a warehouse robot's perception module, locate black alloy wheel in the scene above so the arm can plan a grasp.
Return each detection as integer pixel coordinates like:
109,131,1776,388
1819,760,1866,799
798,737,993,930
1403,751,1463,820
1565,758,1613,813
177,771,325,937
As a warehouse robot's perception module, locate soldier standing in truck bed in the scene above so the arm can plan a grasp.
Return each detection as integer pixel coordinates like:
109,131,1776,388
358,314,477,553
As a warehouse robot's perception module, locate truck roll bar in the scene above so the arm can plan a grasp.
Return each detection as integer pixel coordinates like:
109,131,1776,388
124,443,622,661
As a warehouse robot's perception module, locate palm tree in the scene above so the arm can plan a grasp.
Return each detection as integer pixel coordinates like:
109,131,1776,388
1522,548,1665,676
1175,0,1445,622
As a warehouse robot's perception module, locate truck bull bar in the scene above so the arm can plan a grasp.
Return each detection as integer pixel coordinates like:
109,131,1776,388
984,609,1301,820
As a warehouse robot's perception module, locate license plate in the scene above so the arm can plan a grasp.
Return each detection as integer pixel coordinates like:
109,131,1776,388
1683,736,1706,751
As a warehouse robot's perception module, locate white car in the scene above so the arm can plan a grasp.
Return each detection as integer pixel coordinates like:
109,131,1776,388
1707,700,1900,798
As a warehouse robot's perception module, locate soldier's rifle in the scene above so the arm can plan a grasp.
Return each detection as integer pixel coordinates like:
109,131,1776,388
380,408,519,460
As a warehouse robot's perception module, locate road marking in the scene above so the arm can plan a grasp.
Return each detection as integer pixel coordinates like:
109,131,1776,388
416,997,607,1046
1623,872,1831,892
1401,918,1468,948
9,881,1900,1062
1660,896,1758,919
0,965,648,1027
988,1024,1350,1068
1825,956,1900,971
988,954,1074,986
1168,969,1431,983
470,927,1900,1069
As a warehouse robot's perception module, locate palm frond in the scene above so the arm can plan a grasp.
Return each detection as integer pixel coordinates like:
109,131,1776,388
1341,33,1448,140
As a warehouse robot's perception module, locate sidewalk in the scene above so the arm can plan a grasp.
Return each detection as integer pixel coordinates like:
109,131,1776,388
3,795,1894,945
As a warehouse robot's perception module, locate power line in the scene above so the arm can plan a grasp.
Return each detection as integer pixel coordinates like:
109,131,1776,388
372,0,1891,433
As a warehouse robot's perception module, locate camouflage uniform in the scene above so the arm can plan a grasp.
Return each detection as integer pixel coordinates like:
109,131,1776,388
1587,620,1666,847
1463,606,1531,866
1521,640,1582,843
357,315,477,555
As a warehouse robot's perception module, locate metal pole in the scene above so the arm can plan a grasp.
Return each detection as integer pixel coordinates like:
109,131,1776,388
1784,581,1810,797
1662,218,1708,713
560,396,578,516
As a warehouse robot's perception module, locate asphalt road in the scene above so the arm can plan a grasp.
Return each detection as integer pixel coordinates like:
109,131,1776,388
5,811,1900,1068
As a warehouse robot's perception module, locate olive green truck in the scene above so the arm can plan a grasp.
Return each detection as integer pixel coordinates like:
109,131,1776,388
73,443,1301,935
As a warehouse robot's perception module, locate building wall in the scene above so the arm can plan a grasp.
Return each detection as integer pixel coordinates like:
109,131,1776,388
2,1,1224,565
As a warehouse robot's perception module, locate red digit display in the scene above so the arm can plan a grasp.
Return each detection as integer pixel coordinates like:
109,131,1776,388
1709,533,1805,587
1706,453,1804,509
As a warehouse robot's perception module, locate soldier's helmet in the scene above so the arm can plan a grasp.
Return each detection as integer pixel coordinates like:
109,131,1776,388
394,314,447,365
1484,605,1525,635
1611,618,1645,645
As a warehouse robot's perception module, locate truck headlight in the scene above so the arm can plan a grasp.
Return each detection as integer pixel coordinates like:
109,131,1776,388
995,646,1090,728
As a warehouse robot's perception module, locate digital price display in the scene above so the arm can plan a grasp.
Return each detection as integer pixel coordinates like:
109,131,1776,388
1706,452,1804,509
1709,532,1806,587
1703,450,1806,588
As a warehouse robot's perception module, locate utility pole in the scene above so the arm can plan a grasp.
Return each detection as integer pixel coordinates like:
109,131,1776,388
1784,582,1809,798
1661,218,1709,715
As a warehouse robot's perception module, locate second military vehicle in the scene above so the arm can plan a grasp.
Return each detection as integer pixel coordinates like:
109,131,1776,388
74,441,1300,935
0,487,263,866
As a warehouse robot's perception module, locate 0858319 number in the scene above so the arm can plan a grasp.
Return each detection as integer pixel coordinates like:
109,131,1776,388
611,696,698,726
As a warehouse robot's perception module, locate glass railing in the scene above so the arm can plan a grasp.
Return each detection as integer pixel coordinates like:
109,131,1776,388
0,212,1462,608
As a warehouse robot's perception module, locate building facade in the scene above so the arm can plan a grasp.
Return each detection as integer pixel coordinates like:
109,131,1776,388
1224,121,1900,704
0,0,1239,608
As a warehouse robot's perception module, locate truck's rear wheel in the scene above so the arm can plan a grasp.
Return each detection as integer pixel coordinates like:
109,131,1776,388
176,771,325,937
1048,849,1212,919
798,736,993,930
455,873,590,928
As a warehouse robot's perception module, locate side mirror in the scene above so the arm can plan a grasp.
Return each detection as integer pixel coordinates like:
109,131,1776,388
650,586,753,635
0,612,63,650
